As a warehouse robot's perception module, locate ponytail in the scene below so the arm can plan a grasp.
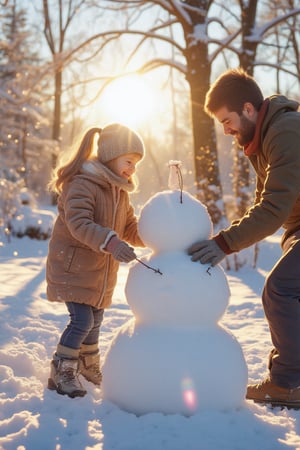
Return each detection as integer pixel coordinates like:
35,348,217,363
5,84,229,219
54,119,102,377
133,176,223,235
48,128,102,194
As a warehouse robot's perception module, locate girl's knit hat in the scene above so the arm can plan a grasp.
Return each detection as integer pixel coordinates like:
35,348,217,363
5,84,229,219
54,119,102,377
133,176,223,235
97,123,145,164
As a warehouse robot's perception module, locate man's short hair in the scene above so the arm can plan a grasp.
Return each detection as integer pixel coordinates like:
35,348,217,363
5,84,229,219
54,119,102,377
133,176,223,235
204,68,264,117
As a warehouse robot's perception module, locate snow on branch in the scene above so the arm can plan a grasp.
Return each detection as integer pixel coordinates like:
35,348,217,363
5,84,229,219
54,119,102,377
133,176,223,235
138,58,187,75
245,8,300,44
63,29,185,69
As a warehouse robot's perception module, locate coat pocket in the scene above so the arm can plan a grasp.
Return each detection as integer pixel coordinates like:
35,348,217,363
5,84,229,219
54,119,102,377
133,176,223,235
63,246,101,273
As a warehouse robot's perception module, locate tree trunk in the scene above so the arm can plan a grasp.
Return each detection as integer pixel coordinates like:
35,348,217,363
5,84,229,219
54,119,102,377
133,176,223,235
52,69,62,166
240,0,258,74
229,0,259,269
50,68,62,204
183,1,223,224
234,0,259,217
187,61,223,224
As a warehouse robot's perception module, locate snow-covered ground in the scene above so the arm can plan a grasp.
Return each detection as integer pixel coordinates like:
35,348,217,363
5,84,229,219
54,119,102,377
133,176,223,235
0,231,300,449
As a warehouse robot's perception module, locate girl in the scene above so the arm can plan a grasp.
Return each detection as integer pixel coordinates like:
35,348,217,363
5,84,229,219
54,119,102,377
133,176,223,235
46,123,145,398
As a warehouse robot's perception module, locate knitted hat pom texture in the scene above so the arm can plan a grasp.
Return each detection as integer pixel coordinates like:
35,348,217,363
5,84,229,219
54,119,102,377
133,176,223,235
97,123,145,164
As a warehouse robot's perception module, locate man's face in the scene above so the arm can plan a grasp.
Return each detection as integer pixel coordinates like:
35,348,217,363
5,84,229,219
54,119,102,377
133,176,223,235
214,105,256,146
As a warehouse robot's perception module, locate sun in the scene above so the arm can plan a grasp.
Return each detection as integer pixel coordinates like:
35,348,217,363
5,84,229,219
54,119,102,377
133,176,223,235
98,74,156,128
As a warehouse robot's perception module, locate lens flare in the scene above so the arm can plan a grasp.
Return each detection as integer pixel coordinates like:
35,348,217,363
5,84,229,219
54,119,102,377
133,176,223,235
181,377,198,411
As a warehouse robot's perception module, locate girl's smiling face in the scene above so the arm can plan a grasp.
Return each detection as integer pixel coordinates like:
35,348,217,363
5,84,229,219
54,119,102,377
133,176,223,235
105,153,141,180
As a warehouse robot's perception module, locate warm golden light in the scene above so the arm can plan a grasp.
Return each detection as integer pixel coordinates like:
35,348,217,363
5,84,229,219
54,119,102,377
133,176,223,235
98,74,156,128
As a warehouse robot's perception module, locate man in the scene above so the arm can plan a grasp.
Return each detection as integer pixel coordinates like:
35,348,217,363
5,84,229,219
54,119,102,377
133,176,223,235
188,68,300,408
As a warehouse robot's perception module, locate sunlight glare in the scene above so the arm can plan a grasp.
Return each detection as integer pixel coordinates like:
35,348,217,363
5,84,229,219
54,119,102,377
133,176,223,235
99,75,156,128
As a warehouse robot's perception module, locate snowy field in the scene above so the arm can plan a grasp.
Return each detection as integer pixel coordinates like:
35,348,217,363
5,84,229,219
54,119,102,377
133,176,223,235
1,230,300,449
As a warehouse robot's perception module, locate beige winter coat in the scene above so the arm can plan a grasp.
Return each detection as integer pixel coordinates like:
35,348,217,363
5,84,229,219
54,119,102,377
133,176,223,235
46,160,144,309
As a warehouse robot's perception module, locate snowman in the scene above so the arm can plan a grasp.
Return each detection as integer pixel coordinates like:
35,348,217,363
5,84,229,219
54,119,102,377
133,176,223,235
102,161,248,415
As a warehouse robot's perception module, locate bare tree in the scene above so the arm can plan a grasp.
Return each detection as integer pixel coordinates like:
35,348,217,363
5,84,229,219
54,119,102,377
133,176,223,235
224,0,300,268
42,1,90,153
82,0,299,224
87,0,226,223
232,0,300,218
0,0,53,195
37,0,300,218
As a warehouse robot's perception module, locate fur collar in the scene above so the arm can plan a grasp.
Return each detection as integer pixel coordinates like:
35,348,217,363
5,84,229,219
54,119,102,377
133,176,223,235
81,159,136,193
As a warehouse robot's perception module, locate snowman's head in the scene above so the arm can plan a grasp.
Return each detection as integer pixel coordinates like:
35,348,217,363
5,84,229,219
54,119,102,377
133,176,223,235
138,190,213,253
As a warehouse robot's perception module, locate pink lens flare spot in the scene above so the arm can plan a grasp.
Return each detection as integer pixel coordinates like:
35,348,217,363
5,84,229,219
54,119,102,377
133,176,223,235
181,377,198,411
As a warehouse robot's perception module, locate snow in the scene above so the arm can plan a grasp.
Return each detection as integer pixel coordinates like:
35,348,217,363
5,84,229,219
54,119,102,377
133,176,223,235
125,251,230,326
102,190,247,414
9,202,55,239
1,218,300,448
136,190,212,252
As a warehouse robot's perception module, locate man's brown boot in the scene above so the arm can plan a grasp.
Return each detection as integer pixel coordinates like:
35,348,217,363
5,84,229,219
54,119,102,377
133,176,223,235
246,378,300,408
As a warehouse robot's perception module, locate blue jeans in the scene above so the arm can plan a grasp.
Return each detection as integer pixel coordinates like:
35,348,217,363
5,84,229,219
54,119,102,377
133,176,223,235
59,302,104,350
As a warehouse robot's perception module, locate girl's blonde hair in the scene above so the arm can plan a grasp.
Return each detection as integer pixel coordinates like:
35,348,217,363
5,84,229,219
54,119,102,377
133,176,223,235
48,128,101,194
49,123,145,194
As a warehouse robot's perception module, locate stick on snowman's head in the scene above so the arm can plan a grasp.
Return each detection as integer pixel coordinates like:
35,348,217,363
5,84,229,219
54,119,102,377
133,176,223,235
168,160,183,203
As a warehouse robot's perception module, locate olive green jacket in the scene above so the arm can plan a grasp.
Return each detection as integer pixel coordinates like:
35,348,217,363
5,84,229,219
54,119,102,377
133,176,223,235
216,95,300,252
46,160,144,309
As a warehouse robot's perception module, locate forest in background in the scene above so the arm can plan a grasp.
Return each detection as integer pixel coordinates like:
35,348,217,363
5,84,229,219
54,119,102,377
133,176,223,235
0,0,299,260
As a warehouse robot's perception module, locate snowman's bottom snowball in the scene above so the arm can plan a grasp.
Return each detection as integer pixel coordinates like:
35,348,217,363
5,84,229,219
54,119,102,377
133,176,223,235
102,321,248,415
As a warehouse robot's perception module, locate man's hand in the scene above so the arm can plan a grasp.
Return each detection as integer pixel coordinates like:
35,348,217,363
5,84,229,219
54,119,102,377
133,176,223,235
187,239,226,266
105,236,136,263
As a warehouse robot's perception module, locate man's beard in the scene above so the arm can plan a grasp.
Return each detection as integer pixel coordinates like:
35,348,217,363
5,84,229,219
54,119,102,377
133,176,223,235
235,114,256,146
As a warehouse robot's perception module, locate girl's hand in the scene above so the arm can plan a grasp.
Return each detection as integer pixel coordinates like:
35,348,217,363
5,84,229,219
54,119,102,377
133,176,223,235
105,236,136,263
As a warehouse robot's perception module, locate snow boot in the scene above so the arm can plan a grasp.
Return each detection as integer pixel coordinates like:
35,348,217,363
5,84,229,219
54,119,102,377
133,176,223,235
48,344,87,398
79,343,102,385
246,377,300,409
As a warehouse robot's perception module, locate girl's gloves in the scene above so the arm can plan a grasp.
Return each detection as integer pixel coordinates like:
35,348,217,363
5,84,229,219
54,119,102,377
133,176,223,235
105,235,136,263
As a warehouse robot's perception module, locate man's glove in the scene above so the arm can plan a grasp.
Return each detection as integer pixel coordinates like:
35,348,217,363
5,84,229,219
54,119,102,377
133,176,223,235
105,236,136,263
187,239,226,266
